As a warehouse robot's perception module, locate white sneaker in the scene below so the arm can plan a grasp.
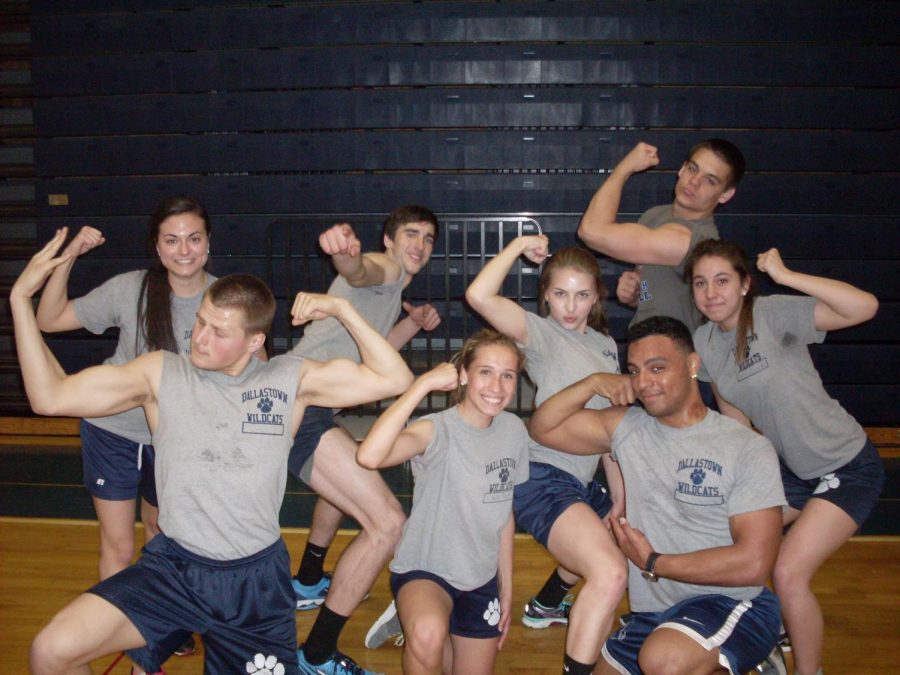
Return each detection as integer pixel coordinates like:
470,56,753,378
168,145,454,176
364,600,404,649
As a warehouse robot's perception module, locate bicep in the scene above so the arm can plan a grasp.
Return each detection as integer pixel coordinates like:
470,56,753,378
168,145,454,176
40,301,84,332
300,358,398,408
729,507,782,550
378,420,433,468
470,295,530,344
597,222,691,266
529,409,612,456
55,357,155,418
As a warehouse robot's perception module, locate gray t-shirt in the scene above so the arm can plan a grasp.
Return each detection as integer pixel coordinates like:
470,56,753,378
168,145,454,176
72,269,215,445
694,295,867,479
522,312,620,485
390,406,530,591
611,407,785,613
291,267,406,363
631,204,718,332
154,352,303,560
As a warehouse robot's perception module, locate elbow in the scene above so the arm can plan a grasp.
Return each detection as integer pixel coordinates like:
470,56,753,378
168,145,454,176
739,550,777,587
464,286,485,311
356,451,380,471
861,294,879,322
576,222,606,252
390,368,414,395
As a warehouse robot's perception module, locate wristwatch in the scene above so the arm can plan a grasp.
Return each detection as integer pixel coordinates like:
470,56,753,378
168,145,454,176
641,552,661,583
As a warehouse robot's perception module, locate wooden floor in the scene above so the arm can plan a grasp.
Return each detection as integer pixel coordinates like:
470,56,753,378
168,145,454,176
1,518,897,674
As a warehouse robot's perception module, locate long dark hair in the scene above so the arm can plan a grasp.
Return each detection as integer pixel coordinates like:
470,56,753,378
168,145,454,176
684,239,755,364
136,195,211,353
537,246,609,335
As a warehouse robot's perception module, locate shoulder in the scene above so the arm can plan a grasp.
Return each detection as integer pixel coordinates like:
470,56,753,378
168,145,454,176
362,252,403,284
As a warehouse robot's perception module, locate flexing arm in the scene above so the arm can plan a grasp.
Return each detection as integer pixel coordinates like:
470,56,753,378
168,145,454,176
293,293,413,409
13,230,157,418
529,373,627,456
611,506,782,587
35,226,106,332
465,235,548,344
320,223,402,288
578,143,692,266
356,363,457,469
757,248,879,331
387,301,442,350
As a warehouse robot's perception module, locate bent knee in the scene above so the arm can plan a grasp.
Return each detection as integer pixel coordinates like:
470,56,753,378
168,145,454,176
772,557,812,595
582,555,628,599
405,618,447,667
31,625,80,674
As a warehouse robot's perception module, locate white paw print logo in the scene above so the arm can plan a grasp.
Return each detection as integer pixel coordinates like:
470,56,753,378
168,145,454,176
813,473,840,495
246,653,285,675
483,598,501,626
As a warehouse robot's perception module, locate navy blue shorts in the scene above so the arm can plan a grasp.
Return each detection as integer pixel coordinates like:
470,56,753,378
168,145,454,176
513,462,612,547
89,534,298,674
391,570,502,639
602,589,780,675
80,420,158,506
287,405,338,484
780,439,885,527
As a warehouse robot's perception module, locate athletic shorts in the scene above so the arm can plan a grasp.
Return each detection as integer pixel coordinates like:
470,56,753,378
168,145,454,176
287,405,338,485
602,589,780,675
89,534,298,674
391,570,503,639
513,462,612,547
80,420,158,506
780,439,885,527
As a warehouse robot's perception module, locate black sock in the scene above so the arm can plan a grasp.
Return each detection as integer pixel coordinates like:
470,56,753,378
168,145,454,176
295,542,329,585
302,605,348,665
563,653,595,675
534,568,575,608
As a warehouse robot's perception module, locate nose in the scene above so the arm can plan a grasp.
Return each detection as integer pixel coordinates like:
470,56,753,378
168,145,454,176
565,295,576,312
177,238,190,254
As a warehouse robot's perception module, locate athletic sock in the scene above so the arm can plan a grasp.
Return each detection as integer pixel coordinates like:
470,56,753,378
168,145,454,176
295,542,329,585
302,605,348,664
562,653,595,675
534,568,575,608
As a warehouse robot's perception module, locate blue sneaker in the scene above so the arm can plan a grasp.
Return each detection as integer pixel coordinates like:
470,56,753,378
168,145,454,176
292,573,331,610
297,646,383,675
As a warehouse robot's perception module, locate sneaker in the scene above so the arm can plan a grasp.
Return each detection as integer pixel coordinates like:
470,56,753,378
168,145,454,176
297,646,384,675
292,573,332,610
521,594,573,629
364,600,404,649
754,645,787,675
779,630,792,653
173,635,196,656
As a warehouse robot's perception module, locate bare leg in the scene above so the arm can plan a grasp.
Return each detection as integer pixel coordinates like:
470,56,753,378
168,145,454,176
308,495,343,548
774,498,858,675
638,627,728,674
396,579,452,675
93,497,139,581
307,427,405,617
30,593,146,675
449,633,499,675
546,502,628,665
